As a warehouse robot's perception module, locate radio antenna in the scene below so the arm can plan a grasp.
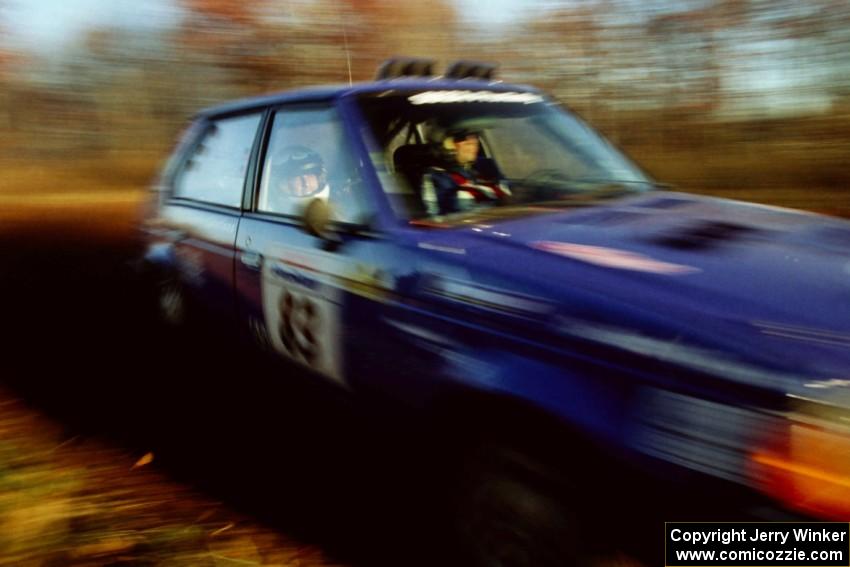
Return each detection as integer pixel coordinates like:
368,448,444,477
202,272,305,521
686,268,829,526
342,16,353,86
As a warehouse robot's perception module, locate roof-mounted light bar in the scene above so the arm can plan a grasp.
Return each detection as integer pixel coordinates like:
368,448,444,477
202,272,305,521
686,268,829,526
375,57,436,80
445,60,497,81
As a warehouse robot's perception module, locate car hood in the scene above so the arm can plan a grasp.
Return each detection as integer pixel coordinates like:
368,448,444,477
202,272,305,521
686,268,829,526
426,191,850,387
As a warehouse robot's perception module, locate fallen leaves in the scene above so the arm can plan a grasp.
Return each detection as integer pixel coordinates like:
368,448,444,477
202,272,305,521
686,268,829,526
132,452,155,469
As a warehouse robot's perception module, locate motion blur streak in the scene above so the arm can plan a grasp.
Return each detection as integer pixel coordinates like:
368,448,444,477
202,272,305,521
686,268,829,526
0,1,849,217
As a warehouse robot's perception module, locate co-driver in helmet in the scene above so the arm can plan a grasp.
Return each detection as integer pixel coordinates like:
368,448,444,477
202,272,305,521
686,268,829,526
267,145,330,214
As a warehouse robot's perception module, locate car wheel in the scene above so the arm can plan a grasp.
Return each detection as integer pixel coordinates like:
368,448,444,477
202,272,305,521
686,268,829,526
156,275,187,328
455,444,582,567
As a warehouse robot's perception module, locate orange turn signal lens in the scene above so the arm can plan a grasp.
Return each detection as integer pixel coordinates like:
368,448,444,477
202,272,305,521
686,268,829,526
752,423,850,519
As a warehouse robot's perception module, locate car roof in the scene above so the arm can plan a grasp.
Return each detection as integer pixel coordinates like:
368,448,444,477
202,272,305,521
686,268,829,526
197,78,543,119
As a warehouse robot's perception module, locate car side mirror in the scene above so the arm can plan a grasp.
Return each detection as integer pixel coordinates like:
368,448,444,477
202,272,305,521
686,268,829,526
302,197,331,239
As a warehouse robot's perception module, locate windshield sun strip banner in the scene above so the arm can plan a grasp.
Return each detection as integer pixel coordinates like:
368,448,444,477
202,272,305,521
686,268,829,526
407,90,544,105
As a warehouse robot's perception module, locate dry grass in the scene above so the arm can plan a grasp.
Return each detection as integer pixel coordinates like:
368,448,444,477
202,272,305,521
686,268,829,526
0,389,341,566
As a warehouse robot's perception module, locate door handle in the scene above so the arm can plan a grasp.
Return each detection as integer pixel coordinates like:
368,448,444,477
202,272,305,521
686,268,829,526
240,250,263,270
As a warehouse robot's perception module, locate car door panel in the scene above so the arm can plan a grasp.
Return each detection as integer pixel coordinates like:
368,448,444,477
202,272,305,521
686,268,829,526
235,103,387,388
157,112,263,326
159,204,241,324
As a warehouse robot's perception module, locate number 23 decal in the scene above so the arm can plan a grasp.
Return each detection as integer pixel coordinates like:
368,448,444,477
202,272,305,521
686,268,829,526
261,263,344,386
278,290,320,364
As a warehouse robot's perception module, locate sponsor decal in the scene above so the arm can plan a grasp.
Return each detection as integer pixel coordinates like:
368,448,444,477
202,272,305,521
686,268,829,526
271,264,321,290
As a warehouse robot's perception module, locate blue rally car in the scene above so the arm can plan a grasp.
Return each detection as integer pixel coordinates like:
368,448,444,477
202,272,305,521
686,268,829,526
141,58,850,564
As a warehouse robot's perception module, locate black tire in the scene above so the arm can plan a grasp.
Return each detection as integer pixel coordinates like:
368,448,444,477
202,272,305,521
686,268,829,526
454,443,583,567
155,273,188,329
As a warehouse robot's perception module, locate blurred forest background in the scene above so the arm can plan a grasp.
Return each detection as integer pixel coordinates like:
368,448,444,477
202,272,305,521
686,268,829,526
1,0,848,222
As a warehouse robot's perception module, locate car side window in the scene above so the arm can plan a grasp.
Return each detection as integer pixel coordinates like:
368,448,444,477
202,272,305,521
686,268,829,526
174,113,262,208
257,107,367,224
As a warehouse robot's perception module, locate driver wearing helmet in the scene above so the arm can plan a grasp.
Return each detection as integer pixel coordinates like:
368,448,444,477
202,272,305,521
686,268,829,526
422,123,510,216
267,145,330,213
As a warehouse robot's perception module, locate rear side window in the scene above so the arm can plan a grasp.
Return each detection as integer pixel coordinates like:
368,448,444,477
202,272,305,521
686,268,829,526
174,113,262,207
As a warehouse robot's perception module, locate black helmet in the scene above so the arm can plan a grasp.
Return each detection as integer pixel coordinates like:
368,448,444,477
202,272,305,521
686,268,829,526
274,145,327,197
426,119,485,165
426,120,481,146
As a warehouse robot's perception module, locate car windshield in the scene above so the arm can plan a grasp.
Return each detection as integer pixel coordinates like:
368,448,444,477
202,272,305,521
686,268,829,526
356,89,653,224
